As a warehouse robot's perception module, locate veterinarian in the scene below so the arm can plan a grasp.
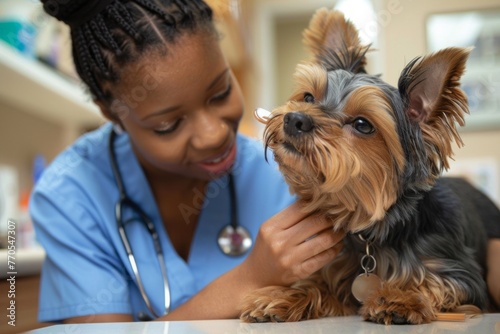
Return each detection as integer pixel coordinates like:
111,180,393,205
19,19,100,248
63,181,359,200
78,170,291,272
30,0,344,324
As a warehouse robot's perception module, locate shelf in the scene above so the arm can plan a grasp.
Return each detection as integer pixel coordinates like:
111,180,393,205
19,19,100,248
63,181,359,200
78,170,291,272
0,41,104,127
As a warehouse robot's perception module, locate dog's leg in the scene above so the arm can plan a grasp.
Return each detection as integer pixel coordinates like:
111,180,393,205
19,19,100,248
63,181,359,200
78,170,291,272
240,253,360,322
360,269,484,325
240,274,356,322
360,284,436,325
239,282,329,323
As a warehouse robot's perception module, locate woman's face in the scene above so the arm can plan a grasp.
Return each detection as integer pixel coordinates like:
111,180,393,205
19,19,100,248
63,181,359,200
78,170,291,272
106,30,244,181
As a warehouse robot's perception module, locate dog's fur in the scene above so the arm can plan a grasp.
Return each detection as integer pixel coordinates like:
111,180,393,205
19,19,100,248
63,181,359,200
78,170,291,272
240,8,494,325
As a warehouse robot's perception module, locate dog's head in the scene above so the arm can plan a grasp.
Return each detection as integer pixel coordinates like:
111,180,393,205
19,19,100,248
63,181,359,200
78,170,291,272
262,8,471,233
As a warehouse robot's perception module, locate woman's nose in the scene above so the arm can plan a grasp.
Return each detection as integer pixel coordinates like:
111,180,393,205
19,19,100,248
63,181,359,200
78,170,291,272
191,111,228,149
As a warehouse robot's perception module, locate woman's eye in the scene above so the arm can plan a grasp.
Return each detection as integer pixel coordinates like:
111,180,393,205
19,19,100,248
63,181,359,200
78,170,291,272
211,84,232,103
352,118,375,134
154,119,182,136
304,93,315,103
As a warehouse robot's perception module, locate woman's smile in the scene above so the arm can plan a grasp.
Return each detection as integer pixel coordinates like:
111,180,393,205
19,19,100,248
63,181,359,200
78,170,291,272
196,141,237,175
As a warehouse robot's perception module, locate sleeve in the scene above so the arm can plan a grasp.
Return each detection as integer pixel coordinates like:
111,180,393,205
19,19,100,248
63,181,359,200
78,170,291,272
30,189,132,323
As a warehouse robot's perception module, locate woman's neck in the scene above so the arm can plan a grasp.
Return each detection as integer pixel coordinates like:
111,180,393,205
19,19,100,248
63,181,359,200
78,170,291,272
147,170,209,262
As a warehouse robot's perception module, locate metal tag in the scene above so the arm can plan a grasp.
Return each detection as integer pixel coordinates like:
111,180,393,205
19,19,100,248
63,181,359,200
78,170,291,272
351,273,382,303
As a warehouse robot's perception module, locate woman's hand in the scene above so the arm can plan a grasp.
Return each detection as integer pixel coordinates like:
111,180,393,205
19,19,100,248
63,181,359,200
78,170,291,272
240,202,345,289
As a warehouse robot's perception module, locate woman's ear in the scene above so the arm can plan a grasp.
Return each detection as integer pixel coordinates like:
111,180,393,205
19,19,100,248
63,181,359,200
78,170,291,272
94,99,114,122
94,99,127,133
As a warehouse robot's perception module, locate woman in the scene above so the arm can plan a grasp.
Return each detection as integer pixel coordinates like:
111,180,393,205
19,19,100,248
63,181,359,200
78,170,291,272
31,0,344,323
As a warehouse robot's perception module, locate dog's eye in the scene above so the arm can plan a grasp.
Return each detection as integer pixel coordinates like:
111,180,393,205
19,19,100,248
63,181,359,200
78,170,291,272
303,93,315,103
352,118,375,135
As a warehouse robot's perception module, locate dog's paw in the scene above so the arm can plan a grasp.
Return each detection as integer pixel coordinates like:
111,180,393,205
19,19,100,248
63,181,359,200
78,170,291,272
239,286,316,323
360,286,436,325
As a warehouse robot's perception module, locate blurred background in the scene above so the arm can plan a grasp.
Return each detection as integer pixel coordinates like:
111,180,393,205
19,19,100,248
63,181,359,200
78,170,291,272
1,0,500,246
0,0,499,332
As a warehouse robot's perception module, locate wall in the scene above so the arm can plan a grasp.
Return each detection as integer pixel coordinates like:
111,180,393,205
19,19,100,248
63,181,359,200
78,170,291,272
275,16,310,106
380,0,499,84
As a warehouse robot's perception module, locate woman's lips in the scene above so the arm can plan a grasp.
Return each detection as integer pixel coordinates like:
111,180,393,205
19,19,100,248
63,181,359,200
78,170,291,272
197,142,237,175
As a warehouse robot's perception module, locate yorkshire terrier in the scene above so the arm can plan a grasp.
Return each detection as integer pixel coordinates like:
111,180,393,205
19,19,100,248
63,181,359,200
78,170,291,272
240,8,493,325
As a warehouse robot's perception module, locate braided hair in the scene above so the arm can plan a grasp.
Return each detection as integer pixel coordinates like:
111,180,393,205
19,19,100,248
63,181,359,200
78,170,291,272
41,0,214,102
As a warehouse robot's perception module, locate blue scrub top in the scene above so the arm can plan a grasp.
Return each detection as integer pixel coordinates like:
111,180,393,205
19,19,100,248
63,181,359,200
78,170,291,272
30,123,296,322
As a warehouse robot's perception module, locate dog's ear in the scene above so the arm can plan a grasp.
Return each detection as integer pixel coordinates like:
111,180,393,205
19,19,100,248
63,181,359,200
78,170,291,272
399,47,472,169
303,8,369,73
399,47,472,124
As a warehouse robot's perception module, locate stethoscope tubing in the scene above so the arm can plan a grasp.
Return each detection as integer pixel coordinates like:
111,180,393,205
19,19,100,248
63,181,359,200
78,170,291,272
109,129,171,318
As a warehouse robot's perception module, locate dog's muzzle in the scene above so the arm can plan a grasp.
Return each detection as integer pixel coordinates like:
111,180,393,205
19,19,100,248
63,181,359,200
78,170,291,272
283,112,314,137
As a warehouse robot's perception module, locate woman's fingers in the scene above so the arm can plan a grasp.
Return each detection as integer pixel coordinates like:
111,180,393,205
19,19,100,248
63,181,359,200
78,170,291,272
266,202,309,230
283,237,344,284
299,242,344,277
295,228,344,262
285,214,334,246
281,229,345,283
265,202,336,247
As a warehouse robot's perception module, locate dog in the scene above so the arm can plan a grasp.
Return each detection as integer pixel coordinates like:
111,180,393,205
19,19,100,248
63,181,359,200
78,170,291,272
240,8,492,325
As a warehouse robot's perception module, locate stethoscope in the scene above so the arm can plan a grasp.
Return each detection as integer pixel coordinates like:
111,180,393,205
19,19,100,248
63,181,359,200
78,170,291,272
108,128,252,320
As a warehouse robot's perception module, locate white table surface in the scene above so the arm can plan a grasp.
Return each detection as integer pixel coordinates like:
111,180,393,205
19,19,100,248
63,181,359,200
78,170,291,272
27,314,500,334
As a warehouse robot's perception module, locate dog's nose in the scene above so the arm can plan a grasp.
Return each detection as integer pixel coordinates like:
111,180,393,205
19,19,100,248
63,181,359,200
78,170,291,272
283,112,313,136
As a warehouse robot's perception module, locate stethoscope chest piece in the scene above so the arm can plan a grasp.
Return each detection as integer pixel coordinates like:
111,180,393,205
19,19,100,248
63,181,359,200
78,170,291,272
218,225,252,256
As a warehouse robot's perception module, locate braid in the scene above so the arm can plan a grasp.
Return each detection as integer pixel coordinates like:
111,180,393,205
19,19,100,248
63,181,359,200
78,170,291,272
89,19,117,56
72,29,107,100
93,14,122,55
135,0,174,25
173,0,191,15
115,2,140,34
42,0,214,102
107,4,141,41
83,24,110,78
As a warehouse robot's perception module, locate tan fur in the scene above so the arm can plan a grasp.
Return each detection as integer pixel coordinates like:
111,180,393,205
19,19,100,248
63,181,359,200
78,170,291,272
265,86,404,232
291,63,328,101
303,8,369,73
